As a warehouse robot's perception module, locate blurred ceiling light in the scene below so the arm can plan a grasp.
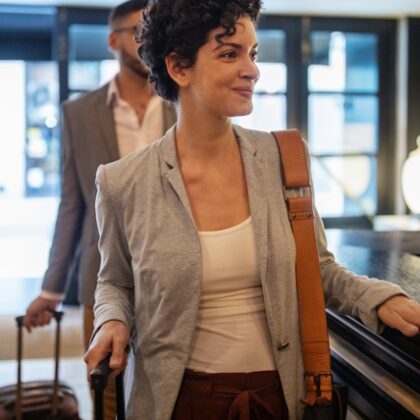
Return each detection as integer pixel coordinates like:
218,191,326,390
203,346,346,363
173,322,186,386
45,115,58,128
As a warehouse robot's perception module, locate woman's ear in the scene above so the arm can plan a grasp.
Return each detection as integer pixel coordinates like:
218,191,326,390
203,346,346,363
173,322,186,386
165,54,190,88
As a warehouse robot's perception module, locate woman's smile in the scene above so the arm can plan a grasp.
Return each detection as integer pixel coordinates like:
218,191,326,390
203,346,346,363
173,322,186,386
232,86,254,99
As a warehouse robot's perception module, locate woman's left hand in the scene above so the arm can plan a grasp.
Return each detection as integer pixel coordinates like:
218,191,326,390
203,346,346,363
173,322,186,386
377,295,420,336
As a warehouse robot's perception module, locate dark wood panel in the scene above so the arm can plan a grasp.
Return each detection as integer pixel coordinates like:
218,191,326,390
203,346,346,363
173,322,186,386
327,239,420,301
326,229,420,255
324,234,420,416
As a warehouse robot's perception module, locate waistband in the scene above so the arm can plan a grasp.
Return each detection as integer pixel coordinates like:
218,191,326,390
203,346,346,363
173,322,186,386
182,369,282,419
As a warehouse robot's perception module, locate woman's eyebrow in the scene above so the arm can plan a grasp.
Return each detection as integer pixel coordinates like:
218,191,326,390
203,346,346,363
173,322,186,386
213,41,259,52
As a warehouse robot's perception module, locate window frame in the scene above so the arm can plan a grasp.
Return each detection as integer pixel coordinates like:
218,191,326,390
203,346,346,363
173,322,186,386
55,7,111,103
0,5,56,60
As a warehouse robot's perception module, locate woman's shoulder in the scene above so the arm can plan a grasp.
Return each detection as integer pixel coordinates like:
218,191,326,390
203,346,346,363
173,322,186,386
233,124,274,140
102,142,157,177
233,124,281,156
96,133,170,196
103,124,177,176
233,124,308,156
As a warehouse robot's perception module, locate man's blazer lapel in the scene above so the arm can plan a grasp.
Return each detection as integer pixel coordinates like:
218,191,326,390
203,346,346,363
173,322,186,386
94,84,119,162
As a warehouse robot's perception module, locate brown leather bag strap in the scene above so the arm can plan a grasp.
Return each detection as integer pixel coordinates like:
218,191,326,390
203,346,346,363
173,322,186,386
272,130,333,406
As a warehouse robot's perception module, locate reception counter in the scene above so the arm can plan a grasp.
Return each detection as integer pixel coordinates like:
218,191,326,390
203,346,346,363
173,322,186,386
325,232,420,419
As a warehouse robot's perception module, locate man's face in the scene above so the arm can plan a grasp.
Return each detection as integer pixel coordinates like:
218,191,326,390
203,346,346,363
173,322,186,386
110,10,149,78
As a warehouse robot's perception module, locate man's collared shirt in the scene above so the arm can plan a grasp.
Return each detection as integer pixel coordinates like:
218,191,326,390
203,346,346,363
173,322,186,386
107,77,164,158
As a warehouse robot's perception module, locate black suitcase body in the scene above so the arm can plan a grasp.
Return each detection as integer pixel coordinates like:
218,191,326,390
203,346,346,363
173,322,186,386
0,312,80,420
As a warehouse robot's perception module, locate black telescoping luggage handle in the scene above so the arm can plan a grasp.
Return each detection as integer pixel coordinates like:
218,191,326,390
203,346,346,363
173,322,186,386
90,354,126,420
15,310,63,420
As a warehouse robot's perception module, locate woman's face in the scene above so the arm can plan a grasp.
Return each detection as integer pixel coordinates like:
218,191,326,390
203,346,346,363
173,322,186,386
183,15,260,118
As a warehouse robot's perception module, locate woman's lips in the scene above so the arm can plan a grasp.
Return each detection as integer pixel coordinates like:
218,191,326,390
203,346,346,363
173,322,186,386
233,87,254,98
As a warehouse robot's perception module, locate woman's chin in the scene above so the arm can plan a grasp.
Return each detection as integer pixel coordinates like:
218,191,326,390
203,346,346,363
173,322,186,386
225,105,253,118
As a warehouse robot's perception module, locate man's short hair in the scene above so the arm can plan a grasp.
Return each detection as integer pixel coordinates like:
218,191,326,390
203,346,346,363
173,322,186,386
108,0,149,27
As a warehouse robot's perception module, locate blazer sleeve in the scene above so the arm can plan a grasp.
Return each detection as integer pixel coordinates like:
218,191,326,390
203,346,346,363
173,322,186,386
314,210,407,332
93,164,135,333
301,142,408,333
41,103,85,295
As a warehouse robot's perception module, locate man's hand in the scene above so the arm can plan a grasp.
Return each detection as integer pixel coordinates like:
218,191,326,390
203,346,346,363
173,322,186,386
23,295,61,332
84,320,130,382
377,295,420,336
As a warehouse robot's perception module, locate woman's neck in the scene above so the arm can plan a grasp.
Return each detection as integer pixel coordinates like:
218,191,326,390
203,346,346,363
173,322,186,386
175,104,238,163
176,118,237,163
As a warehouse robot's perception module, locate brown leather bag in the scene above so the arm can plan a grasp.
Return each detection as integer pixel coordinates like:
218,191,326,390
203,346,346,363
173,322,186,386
273,130,348,420
0,311,80,420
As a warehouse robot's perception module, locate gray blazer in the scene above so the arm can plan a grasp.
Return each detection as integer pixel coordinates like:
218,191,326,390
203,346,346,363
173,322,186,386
42,83,177,306
94,125,405,419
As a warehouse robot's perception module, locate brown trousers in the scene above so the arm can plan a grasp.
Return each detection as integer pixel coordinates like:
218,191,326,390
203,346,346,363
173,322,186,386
84,306,117,420
171,369,289,420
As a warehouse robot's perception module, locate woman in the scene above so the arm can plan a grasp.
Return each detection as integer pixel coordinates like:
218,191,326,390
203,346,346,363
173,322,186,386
84,1,420,419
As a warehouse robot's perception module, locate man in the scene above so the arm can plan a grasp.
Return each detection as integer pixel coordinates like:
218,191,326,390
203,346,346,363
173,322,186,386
23,1,176,418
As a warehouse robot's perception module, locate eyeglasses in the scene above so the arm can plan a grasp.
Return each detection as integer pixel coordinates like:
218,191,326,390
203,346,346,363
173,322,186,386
113,26,138,35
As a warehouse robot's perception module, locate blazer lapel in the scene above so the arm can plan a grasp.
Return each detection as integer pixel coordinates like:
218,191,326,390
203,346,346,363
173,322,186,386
234,126,269,288
161,127,196,226
160,125,270,265
94,84,120,162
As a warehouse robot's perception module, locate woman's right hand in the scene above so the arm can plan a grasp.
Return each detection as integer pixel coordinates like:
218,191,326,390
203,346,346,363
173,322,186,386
84,320,130,382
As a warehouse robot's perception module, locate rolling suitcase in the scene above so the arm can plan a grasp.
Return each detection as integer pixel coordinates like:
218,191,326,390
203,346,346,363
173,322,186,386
0,311,80,420
90,354,125,420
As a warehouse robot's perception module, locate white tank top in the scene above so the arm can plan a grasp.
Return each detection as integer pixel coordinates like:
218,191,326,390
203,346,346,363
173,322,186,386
187,217,276,373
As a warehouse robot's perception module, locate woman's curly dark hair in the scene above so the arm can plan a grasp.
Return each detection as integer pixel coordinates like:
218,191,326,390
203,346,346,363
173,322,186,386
137,0,262,101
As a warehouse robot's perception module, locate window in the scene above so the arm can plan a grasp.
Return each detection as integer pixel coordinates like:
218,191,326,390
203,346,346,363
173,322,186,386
407,18,420,155
57,7,115,102
0,8,403,292
68,23,118,97
247,17,397,225
26,62,60,197
308,31,379,217
0,6,60,284
235,29,287,130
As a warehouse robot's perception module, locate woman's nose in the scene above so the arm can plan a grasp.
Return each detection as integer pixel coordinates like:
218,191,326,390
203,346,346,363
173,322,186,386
241,58,260,82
